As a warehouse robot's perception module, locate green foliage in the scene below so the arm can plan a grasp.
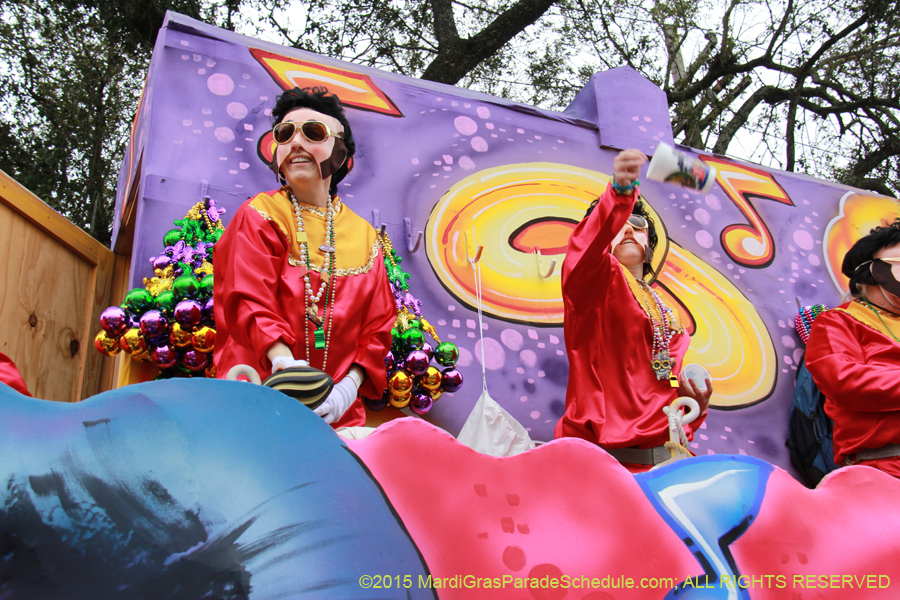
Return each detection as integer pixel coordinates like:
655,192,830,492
1,0,897,251
0,0,234,246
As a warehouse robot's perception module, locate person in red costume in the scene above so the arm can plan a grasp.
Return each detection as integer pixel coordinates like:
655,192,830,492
0,352,30,396
554,149,712,472
806,220,900,478
214,87,395,428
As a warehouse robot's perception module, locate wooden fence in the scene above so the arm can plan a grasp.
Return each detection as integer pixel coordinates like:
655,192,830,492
0,170,127,401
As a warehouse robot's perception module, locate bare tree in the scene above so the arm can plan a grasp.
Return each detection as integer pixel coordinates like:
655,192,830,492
553,0,900,195
2,0,897,244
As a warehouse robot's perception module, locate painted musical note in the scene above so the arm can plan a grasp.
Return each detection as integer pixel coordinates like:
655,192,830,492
702,157,793,268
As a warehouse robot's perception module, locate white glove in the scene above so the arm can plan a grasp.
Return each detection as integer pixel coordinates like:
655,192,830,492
270,355,309,374
314,370,361,425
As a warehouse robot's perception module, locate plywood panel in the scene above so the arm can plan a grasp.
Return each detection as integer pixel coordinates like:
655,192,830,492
0,204,94,401
0,169,119,402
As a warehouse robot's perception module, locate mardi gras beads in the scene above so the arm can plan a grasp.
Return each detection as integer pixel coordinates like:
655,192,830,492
363,232,464,415
795,304,827,344
95,198,222,378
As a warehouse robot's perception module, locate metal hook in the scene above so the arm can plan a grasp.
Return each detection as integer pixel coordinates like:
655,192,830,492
372,209,387,237
533,246,557,278
463,230,483,265
200,180,210,206
404,218,423,253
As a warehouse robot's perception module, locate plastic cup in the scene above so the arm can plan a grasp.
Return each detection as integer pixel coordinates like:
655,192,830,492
681,363,710,392
646,142,716,192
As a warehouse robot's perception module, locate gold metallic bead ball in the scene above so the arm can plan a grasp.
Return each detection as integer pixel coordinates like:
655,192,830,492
191,326,216,353
388,392,411,409
94,331,121,357
420,366,442,391
388,370,413,396
169,323,193,348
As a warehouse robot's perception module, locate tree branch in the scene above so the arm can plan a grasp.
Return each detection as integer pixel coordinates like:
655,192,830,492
421,0,557,85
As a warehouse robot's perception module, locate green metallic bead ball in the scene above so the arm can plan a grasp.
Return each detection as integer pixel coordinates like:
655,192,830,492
434,341,459,367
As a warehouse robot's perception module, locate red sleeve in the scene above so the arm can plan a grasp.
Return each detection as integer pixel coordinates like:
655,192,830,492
561,183,639,311
806,310,900,412
353,249,396,400
215,204,297,360
0,352,31,397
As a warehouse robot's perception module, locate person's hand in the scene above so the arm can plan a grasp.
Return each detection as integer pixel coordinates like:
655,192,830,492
314,373,360,424
613,149,649,187
678,371,712,415
270,355,309,374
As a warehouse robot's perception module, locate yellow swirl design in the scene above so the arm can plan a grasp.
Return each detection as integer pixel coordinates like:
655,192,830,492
425,162,776,408
658,244,776,407
425,163,665,323
824,192,900,294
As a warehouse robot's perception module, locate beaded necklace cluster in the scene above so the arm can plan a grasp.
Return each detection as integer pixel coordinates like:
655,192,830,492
635,279,676,381
794,303,826,344
288,187,337,368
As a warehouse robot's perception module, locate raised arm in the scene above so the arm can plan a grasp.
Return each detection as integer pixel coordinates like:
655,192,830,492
562,149,647,303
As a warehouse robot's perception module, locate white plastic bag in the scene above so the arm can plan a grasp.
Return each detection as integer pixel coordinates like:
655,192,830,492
455,229,534,457
457,387,534,457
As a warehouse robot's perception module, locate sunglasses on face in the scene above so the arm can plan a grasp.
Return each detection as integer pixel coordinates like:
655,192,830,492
627,214,649,230
273,120,344,145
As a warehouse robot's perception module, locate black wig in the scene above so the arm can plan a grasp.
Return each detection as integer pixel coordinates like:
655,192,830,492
271,87,355,194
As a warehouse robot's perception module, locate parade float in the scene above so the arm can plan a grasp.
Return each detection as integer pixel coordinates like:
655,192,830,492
1,11,899,598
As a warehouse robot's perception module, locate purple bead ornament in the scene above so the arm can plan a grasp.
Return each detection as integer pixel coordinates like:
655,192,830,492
174,300,203,328
139,310,169,338
405,349,430,375
100,306,128,336
409,393,433,415
441,367,463,392
202,297,215,321
181,349,209,372
150,343,178,369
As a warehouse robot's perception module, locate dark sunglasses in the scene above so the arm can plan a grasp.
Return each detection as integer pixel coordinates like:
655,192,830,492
627,214,649,230
273,120,344,145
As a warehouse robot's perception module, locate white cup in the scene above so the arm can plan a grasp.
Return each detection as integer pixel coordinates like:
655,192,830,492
681,363,710,392
646,142,716,193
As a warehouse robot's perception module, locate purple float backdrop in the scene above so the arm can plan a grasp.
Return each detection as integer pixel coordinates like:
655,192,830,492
112,12,897,474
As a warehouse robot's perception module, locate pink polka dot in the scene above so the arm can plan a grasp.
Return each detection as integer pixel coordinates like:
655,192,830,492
793,229,815,250
207,73,234,96
519,349,537,368
214,127,234,143
501,329,524,351
454,116,478,135
226,102,247,119
695,230,714,249
470,136,489,152
474,338,505,370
